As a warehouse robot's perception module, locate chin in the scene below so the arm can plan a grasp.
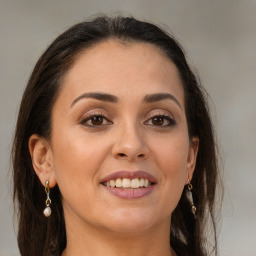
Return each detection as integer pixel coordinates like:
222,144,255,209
100,208,161,234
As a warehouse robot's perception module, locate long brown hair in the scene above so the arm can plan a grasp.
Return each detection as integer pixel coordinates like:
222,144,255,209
12,15,222,256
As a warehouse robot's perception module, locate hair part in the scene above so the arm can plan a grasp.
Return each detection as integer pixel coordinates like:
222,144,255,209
12,15,221,256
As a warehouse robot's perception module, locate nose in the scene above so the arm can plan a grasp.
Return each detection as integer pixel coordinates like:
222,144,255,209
112,123,150,162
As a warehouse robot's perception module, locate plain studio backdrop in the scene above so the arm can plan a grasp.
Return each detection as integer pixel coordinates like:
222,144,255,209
0,0,255,255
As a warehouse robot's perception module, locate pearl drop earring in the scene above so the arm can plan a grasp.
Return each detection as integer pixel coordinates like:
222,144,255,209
43,180,52,217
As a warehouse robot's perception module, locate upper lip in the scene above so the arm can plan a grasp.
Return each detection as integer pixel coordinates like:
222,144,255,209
100,170,158,184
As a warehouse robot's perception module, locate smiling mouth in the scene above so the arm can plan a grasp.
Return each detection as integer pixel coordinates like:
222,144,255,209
100,170,157,198
102,178,153,189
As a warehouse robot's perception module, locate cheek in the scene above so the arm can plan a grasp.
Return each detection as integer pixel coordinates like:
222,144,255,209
153,131,189,176
50,129,109,206
151,133,189,211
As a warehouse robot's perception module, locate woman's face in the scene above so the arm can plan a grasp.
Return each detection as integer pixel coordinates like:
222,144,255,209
45,41,198,233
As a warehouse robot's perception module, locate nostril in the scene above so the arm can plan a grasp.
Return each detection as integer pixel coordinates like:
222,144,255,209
117,153,145,158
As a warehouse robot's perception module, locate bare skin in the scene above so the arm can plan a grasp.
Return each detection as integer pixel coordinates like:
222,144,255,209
29,40,198,256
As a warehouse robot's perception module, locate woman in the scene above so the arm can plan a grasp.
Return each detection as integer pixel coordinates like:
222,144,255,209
12,15,221,256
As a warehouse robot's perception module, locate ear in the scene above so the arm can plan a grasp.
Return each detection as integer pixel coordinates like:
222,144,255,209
29,134,57,188
185,136,199,184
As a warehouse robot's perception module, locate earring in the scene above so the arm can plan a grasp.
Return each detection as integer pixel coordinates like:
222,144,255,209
187,179,196,218
43,180,52,217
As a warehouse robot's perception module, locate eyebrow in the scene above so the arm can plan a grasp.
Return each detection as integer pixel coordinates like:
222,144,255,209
71,92,118,107
144,93,182,109
71,92,182,110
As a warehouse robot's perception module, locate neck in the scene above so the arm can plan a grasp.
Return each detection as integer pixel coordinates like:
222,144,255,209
62,214,176,256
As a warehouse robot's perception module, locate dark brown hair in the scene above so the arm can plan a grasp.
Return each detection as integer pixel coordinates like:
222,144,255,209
12,15,221,256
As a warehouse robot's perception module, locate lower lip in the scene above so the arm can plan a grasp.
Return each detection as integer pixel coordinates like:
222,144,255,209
101,185,155,199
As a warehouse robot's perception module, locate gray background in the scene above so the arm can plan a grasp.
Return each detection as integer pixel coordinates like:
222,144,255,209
0,0,255,255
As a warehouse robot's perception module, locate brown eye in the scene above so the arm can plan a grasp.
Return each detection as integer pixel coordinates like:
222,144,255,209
145,115,175,127
81,114,112,127
152,116,164,126
91,116,104,125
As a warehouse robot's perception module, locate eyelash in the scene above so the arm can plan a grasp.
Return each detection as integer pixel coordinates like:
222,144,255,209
80,113,175,128
80,113,112,128
144,114,175,127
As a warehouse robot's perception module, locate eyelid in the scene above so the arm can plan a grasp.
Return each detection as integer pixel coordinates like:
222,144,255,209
79,111,113,127
145,109,174,120
78,107,111,121
144,110,176,126
144,115,175,126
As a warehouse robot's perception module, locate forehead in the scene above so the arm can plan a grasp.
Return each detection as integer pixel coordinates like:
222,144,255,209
58,40,184,105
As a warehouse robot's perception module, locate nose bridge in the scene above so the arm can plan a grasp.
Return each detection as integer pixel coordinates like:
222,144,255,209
112,118,149,161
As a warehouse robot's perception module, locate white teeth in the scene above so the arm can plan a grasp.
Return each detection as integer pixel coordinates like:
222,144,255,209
116,178,122,188
131,178,140,188
105,178,151,189
122,178,131,188
110,180,115,187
